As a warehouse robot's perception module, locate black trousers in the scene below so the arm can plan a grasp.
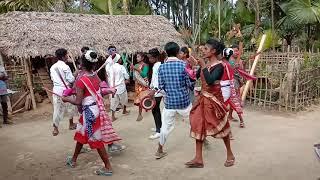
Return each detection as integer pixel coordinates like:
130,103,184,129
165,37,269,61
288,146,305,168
152,97,162,133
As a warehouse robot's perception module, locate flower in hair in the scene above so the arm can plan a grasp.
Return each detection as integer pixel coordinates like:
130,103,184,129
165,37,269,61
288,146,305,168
85,50,98,62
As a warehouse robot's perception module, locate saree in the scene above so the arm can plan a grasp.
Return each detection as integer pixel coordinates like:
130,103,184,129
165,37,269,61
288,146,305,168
134,63,149,105
74,76,121,149
222,62,243,115
190,64,231,141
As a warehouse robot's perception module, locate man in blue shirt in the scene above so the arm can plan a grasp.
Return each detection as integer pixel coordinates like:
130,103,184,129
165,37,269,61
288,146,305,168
155,42,195,159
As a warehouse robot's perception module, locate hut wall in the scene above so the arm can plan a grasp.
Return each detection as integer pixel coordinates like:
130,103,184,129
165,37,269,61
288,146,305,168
245,49,320,111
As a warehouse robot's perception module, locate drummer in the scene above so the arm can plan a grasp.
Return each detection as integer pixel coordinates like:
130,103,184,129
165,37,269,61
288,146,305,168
147,48,163,140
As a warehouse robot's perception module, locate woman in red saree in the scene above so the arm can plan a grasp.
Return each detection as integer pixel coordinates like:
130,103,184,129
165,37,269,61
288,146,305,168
186,39,235,168
62,50,121,176
221,48,245,128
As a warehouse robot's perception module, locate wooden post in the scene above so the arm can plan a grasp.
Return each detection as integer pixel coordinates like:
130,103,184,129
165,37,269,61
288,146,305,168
242,34,267,102
25,58,37,109
6,96,12,116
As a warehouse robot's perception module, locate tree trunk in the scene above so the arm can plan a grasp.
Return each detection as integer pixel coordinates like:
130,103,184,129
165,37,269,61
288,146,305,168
306,24,311,51
54,0,65,12
254,0,260,38
271,0,275,51
166,1,171,19
182,0,188,28
79,0,84,12
123,0,129,15
108,0,113,15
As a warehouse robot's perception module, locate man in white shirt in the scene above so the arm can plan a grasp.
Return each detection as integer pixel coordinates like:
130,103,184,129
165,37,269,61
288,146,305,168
50,48,77,136
147,48,163,140
107,53,130,121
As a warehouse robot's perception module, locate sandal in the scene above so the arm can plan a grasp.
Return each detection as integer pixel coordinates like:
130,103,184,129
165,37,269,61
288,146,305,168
52,129,59,136
155,151,168,160
240,122,245,128
224,157,235,167
186,162,204,168
66,156,76,168
94,167,113,176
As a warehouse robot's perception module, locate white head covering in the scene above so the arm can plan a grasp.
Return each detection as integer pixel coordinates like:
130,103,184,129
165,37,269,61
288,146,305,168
113,53,121,63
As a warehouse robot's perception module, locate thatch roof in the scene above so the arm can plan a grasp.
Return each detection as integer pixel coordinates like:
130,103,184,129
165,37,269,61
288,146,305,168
0,11,185,58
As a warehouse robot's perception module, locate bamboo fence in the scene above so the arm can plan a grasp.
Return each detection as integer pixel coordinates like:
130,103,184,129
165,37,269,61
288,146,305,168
245,48,320,111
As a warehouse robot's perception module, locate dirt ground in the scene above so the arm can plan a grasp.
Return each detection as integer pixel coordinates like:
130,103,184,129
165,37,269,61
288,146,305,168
0,101,319,180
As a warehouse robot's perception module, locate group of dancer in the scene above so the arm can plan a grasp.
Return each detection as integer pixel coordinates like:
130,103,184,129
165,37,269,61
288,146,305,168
48,37,248,176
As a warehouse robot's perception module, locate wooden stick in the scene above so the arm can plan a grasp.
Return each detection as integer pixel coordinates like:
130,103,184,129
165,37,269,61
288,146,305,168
42,87,62,97
68,54,78,71
12,91,29,109
241,34,267,102
12,107,24,115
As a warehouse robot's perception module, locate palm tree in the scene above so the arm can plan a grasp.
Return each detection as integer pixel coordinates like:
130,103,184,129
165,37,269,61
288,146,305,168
280,0,320,49
123,0,129,15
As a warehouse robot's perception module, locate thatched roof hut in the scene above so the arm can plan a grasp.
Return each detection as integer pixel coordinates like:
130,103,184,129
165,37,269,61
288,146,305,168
0,11,184,58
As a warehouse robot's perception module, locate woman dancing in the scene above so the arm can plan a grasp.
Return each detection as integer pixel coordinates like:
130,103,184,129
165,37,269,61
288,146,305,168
132,52,150,121
179,47,197,103
228,45,245,126
186,39,235,168
62,50,121,176
221,48,244,128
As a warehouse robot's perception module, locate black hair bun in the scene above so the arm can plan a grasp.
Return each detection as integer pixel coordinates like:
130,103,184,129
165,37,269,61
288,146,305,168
90,51,98,59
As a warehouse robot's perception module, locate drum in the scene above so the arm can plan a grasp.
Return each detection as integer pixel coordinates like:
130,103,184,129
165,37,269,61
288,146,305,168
140,95,156,111
138,89,156,111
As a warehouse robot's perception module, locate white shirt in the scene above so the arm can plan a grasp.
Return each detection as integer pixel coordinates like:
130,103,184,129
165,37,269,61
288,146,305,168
107,63,129,94
150,62,162,97
50,60,75,96
104,55,114,77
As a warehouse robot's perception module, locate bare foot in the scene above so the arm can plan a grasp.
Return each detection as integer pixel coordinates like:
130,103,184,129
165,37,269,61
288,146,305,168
112,117,118,122
136,115,143,121
69,123,77,130
122,110,130,115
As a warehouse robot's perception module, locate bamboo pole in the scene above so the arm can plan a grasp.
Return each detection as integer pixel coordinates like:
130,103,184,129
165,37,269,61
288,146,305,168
242,34,267,102
25,58,37,109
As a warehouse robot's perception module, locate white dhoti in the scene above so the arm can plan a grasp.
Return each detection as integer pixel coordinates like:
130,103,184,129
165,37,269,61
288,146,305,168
110,90,128,112
52,94,78,127
159,103,192,146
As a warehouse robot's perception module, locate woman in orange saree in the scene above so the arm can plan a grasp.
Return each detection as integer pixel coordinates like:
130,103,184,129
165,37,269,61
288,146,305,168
186,39,235,168
132,52,150,121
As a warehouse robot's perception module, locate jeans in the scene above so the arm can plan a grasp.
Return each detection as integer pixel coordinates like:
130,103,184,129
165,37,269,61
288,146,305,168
152,97,162,133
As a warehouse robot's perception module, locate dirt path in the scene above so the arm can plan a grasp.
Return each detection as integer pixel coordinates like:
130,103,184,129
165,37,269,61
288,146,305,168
0,103,319,180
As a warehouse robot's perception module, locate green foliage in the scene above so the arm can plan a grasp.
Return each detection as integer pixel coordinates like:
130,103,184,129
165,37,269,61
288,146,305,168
257,29,281,50
89,0,151,15
0,0,56,12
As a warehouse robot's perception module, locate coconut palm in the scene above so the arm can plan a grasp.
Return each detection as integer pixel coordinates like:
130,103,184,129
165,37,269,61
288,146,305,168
279,0,320,49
